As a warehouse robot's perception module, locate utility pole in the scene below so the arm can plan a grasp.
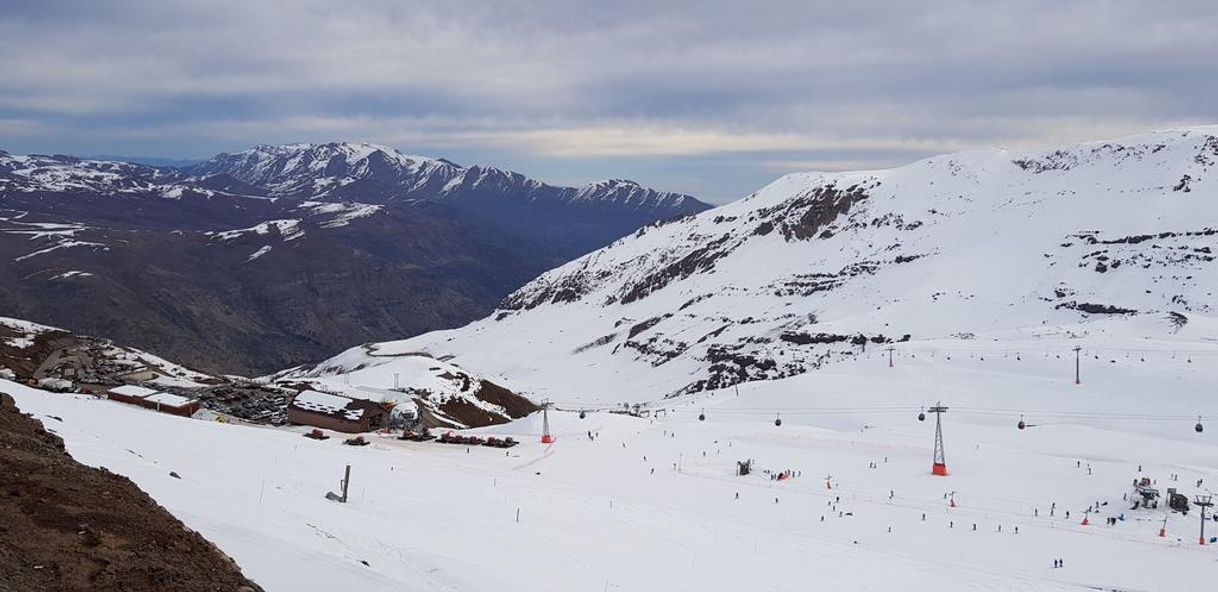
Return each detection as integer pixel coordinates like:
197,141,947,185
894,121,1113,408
928,403,949,476
340,464,351,503
1073,346,1082,385
394,373,400,390
1195,494,1213,545
887,347,895,368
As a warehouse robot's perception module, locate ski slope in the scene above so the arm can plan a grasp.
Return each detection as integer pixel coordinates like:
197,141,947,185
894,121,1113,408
6,334,1217,591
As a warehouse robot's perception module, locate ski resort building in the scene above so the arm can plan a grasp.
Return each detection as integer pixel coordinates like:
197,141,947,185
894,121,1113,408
106,384,200,417
106,384,159,404
141,392,201,417
287,390,390,433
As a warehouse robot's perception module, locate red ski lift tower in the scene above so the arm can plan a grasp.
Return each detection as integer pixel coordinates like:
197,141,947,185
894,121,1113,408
928,402,949,476
540,401,554,444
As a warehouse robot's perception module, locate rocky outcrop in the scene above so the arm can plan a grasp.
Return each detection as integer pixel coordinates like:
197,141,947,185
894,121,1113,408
0,395,261,592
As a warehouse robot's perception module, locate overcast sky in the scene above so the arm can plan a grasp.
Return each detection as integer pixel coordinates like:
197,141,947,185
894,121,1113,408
2,1,1215,202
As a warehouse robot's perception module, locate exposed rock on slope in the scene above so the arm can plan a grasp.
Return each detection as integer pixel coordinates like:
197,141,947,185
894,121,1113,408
0,316,215,392
0,392,261,592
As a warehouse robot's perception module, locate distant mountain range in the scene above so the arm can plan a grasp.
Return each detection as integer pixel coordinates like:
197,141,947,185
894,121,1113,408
84,155,205,168
0,144,710,374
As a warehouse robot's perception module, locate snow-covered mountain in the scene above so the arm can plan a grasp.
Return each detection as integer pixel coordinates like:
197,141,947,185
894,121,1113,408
0,151,185,195
1,144,708,374
327,126,1218,402
188,142,708,216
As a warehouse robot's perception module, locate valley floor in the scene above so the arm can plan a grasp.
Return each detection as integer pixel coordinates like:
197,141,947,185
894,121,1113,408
3,335,1217,591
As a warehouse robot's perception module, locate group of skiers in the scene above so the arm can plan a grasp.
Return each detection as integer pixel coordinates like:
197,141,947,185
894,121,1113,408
765,468,801,481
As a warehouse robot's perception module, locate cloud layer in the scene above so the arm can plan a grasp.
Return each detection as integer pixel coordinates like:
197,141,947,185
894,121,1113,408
2,0,1215,201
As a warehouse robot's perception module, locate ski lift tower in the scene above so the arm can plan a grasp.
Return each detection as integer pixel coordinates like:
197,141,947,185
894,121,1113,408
1195,494,1213,545
928,402,949,476
540,401,554,444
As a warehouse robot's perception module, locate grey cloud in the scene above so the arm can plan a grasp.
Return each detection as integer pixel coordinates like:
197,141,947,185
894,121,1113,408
1,0,1215,202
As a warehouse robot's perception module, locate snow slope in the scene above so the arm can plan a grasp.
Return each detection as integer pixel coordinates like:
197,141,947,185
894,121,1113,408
334,126,1218,403
5,336,1217,591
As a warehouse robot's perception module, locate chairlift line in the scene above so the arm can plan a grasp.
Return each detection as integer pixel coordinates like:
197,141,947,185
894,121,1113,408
541,395,1210,435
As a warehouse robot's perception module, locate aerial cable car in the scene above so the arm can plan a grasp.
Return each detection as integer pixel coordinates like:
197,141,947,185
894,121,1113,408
1017,415,1026,430
698,409,706,421
917,408,926,422
774,414,783,427
579,410,586,419
1196,415,1204,434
